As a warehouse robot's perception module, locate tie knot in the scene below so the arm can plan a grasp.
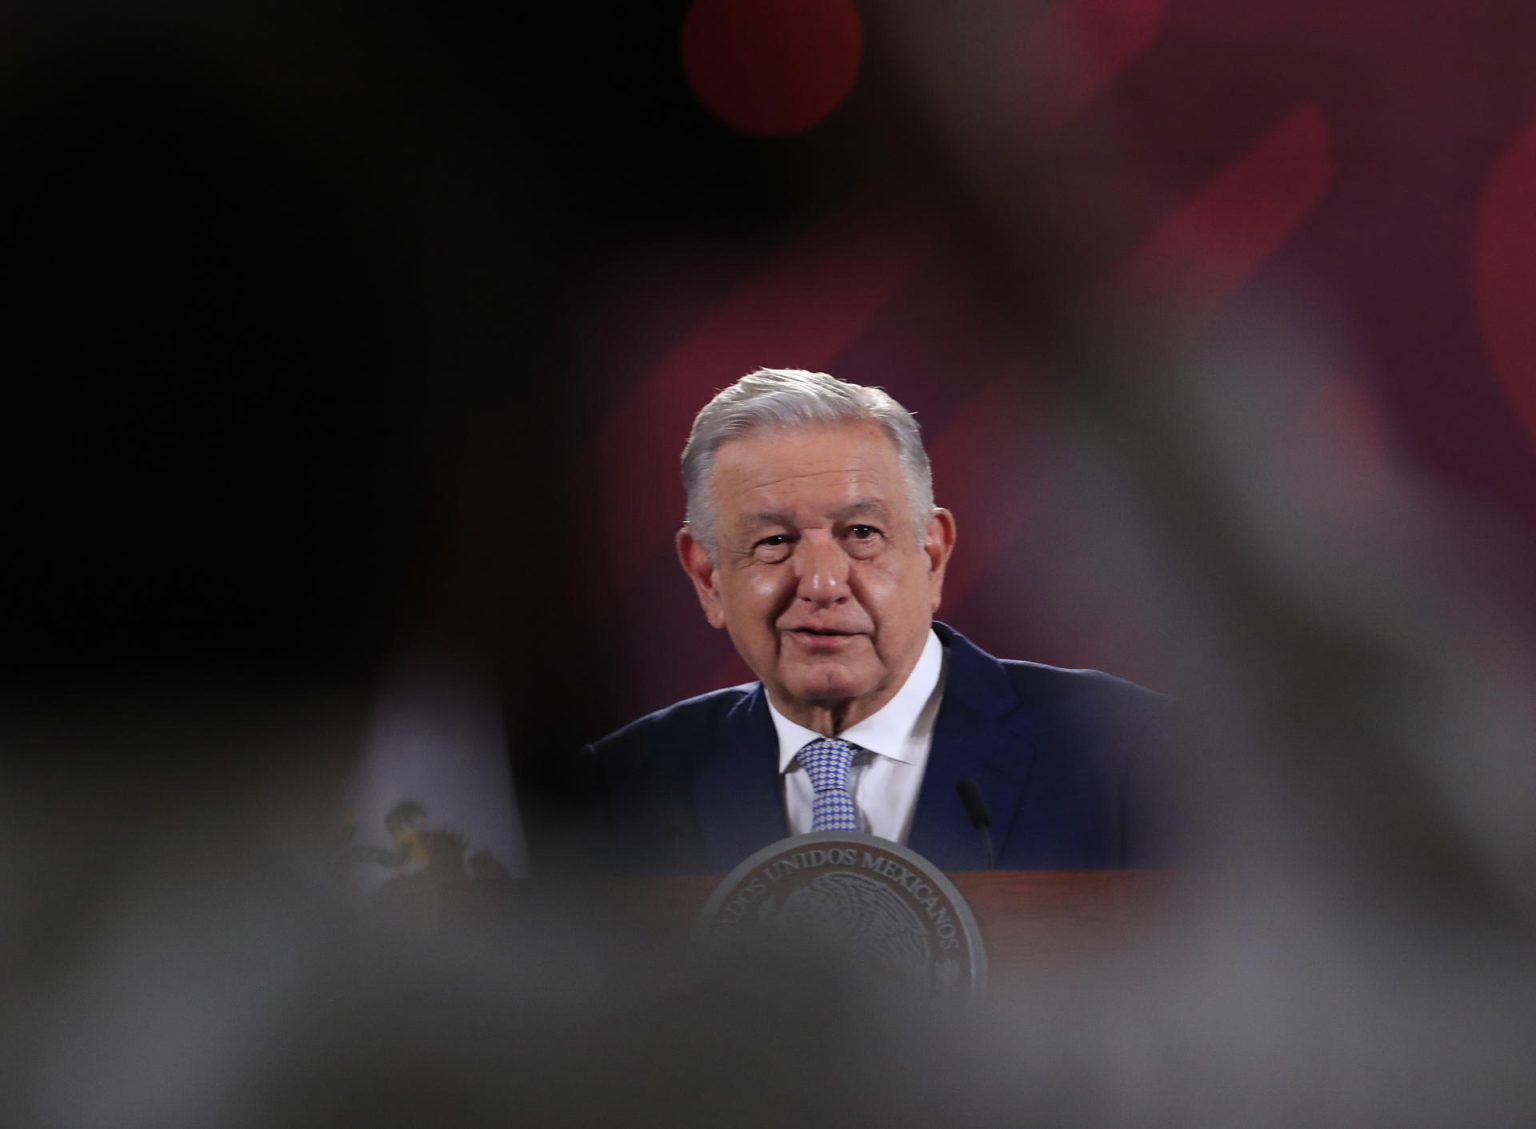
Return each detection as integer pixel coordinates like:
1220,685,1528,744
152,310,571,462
798,736,855,794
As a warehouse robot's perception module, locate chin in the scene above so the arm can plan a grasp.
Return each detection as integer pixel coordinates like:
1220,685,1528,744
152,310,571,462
784,668,879,704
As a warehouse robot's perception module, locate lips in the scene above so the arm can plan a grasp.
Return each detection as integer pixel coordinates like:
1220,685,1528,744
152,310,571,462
781,625,868,648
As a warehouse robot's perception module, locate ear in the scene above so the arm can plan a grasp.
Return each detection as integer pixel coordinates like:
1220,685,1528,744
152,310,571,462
921,508,958,612
677,527,727,630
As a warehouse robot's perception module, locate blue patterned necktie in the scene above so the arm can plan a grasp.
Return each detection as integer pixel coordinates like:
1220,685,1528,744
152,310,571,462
798,736,859,832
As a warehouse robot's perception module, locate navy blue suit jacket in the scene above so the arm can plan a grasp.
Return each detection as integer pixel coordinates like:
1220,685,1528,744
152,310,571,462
591,623,1174,874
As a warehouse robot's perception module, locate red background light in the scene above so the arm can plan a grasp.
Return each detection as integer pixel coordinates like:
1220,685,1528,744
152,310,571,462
681,0,862,136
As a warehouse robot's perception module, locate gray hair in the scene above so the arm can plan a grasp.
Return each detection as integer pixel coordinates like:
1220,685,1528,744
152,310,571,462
681,368,935,558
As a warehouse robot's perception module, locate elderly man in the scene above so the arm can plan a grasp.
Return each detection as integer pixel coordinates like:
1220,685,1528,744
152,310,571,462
592,368,1172,873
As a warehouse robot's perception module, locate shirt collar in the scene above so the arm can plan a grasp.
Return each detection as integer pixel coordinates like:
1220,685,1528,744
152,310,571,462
770,629,945,773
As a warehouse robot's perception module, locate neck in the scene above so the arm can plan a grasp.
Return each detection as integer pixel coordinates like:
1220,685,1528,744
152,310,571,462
771,684,896,737
801,702,864,737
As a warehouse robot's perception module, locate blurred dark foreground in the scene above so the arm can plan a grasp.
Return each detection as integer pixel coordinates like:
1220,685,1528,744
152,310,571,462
5,660,1536,1129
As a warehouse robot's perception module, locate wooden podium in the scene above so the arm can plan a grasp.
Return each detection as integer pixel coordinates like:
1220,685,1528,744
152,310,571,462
628,870,1182,984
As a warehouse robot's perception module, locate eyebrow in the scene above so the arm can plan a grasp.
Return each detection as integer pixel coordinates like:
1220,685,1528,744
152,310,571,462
831,500,890,522
734,499,891,532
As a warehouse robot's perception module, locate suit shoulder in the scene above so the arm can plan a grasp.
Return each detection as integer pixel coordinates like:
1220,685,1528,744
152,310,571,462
995,658,1170,721
590,682,759,758
938,621,1167,713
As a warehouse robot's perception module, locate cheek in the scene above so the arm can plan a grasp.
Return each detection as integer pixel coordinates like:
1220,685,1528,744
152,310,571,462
858,560,932,623
718,569,793,629
744,570,792,607
853,559,904,603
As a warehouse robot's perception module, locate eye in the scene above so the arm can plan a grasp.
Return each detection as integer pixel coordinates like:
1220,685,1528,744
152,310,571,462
843,524,884,557
752,533,795,562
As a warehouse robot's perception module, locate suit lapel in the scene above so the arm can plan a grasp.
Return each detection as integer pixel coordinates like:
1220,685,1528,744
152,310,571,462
907,625,1034,870
691,685,787,871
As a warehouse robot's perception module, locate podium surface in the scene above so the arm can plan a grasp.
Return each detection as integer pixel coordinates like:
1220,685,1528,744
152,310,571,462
629,870,1185,983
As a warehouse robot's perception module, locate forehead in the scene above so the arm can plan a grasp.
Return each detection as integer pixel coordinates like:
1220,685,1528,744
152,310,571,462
709,420,910,515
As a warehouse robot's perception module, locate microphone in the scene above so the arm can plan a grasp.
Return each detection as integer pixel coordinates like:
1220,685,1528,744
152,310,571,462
955,778,995,870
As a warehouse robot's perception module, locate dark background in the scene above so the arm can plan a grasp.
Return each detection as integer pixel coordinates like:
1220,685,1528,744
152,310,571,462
6,1,1536,859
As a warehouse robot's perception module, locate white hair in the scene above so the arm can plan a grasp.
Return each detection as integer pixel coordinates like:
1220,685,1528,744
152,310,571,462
681,368,935,559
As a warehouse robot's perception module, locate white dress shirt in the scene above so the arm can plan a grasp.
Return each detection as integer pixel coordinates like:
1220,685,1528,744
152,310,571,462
769,629,949,844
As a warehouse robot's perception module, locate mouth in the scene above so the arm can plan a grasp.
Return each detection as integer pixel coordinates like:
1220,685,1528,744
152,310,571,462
783,626,866,649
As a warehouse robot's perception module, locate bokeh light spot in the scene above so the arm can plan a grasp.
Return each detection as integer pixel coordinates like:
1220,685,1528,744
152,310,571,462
1474,112,1536,452
681,0,862,136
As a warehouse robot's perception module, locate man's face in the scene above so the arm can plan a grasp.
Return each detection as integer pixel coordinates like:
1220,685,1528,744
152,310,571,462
678,420,956,734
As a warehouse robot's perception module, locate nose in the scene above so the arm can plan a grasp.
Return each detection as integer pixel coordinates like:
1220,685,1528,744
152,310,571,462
793,530,850,607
